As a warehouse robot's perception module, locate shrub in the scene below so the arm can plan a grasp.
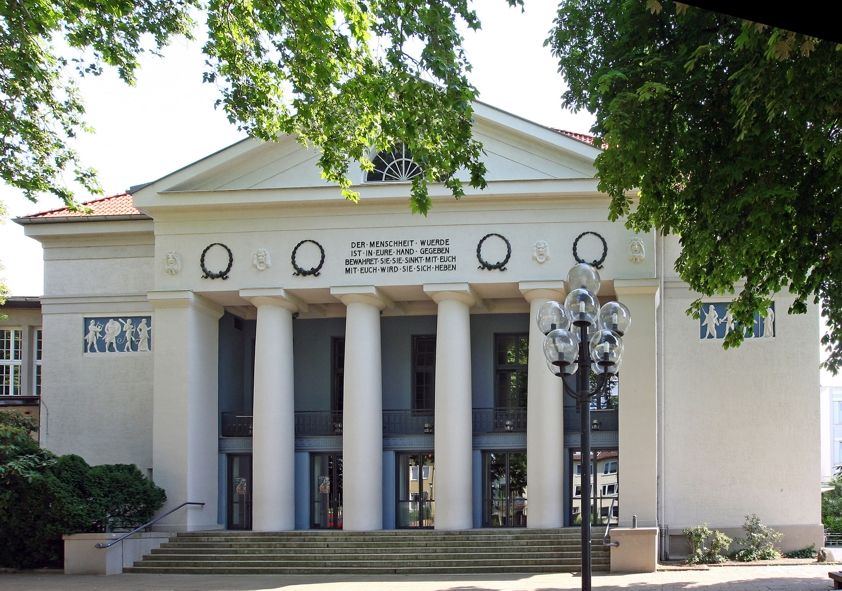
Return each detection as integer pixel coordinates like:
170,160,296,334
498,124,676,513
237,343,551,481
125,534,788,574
733,513,782,561
0,412,166,568
684,524,732,564
784,544,816,559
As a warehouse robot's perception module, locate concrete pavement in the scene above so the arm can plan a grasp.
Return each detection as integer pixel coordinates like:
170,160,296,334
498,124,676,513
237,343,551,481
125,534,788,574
0,564,837,591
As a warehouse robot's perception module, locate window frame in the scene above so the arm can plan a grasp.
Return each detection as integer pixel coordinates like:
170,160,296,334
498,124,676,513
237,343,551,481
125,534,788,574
411,334,436,413
0,327,23,397
331,337,345,414
493,333,529,410
33,328,42,397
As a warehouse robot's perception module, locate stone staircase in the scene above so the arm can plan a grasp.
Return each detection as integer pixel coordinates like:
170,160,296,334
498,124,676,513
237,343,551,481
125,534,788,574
125,528,610,574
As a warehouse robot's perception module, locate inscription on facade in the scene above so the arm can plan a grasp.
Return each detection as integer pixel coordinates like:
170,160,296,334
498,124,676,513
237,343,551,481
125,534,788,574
344,238,457,275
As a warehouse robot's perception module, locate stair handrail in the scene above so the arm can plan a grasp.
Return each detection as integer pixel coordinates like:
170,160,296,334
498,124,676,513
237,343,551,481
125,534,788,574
602,495,620,547
94,501,205,549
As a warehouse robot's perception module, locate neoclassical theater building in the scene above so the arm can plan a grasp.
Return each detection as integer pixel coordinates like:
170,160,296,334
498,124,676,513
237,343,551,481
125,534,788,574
16,102,821,556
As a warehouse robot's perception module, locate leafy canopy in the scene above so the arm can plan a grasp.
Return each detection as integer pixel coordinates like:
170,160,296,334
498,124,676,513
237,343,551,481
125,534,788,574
549,1,842,371
2,0,521,214
3,0,841,364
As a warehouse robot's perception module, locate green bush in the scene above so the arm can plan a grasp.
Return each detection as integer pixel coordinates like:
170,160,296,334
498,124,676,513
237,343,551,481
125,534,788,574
684,524,732,564
824,475,842,534
784,544,816,559
0,412,166,568
732,513,782,561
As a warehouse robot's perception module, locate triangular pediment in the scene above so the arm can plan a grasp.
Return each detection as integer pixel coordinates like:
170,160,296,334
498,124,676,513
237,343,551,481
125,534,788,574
134,102,600,206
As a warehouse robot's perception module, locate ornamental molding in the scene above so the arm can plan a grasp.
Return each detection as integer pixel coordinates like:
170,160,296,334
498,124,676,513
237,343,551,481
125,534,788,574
291,239,325,277
629,237,646,264
200,242,233,280
476,233,511,271
252,248,272,271
164,251,181,275
572,231,607,269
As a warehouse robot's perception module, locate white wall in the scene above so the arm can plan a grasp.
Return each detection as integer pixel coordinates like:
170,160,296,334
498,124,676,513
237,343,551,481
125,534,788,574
662,285,821,531
35,225,155,470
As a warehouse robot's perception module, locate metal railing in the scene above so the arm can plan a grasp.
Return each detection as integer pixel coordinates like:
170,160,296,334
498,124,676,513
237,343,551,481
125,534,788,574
295,411,344,436
94,501,205,549
603,495,620,547
222,407,533,437
826,530,842,547
565,408,618,432
383,410,434,435
472,408,526,433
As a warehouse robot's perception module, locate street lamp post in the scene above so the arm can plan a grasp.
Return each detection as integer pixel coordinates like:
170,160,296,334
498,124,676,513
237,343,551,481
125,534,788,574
536,263,630,591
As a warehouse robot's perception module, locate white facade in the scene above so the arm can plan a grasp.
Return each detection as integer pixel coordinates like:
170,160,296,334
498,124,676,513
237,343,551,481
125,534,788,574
18,102,822,555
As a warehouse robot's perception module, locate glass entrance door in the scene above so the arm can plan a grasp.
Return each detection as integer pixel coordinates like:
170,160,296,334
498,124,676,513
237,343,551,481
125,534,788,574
227,454,252,530
396,452,434,528
483,451,527,527
311,453,343,529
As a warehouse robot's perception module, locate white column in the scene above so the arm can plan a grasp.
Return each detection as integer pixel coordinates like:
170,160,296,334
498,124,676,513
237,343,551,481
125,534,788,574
614,280,659,527
148,291,223,530
424,283,475,531
520,282,566,529
240,289,300,531
331,286,389,531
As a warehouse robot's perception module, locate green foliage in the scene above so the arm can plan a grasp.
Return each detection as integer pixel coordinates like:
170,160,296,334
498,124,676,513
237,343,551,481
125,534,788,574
783,544,816,559
549,1,842,371
2,0,525,215
732,513,782,561
0,0,198,204
684,524,732,564
823,475,842,534
0,412,165,568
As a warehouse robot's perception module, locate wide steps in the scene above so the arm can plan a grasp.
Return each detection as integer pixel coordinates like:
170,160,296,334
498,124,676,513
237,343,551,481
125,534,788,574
127,529,610,575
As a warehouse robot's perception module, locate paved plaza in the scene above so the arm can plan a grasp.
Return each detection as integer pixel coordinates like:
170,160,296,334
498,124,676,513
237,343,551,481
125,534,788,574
0,565,837,591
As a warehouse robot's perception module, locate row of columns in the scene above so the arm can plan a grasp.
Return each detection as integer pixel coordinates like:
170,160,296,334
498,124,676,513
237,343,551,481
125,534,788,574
240,283,570,531
149,282,657,532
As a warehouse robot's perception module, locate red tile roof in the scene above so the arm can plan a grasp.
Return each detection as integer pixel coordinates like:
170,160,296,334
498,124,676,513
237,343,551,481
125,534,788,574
551,129,596,146
20,193,147,221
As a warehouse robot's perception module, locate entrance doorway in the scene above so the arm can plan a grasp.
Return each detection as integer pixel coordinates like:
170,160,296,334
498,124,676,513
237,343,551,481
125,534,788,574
483,451,527,527
396,452,434,528
227,454,252,530
570,448,619,525
311,453,343,529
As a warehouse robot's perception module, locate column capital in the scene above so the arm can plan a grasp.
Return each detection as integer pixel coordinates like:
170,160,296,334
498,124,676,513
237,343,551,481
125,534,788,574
614,279,660,296
147,290,224,319
423,283,478,306
518,281,567,303
330,285,392,310
239,288,305,313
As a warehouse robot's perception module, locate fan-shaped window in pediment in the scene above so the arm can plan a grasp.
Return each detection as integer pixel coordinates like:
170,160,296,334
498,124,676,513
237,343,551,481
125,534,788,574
367,145,422,182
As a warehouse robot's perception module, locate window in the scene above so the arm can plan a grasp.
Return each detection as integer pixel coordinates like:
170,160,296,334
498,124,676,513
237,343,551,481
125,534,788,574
366,145,422,182
600,505,619,518
574,461,594,475
412,335,436,412
331,337,345,414
33,329,42,396
494,334,529,409
835,401,842,425
601,484,617,496
573,485,581,498
603,460,618,475
0,328,22,396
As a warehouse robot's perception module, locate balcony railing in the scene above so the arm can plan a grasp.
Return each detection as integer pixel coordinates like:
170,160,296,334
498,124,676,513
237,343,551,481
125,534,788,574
223,407,532,437
565,408,618,432
472,408,526,433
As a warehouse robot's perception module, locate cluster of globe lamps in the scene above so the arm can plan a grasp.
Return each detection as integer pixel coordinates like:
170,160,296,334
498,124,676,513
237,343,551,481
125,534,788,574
535,262,630,591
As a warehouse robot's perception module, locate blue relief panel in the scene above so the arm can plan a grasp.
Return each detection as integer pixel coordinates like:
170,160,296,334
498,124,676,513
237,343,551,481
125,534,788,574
699,302,775,340
83,316,152,353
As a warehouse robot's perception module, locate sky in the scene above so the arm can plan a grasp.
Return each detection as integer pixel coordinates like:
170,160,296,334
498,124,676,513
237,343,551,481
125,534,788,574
0,1,596,297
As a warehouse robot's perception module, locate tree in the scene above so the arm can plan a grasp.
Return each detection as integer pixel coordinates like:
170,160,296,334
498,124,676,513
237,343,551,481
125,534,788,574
549,1,842,371
2,0,521,214
3,1,840,367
